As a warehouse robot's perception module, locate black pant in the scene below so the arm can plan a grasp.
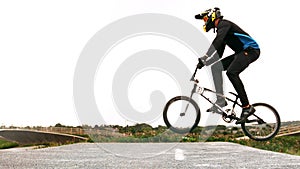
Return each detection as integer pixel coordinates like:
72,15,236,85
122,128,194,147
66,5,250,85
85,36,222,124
211,49,260,107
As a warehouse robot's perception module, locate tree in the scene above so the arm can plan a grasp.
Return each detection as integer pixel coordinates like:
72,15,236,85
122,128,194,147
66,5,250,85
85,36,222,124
54,123,64,127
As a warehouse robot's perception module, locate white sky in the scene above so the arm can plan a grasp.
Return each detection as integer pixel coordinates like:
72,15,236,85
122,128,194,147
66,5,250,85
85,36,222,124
0,0,299,127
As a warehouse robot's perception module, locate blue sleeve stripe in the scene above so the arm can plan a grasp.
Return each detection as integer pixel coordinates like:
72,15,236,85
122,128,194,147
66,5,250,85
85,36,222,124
234,33,260,49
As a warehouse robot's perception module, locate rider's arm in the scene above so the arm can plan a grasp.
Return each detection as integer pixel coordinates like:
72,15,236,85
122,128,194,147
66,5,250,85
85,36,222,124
205,45,225,65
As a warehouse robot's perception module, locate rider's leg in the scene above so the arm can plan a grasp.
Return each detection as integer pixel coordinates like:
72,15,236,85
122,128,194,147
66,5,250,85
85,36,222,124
211,54,235,101
227,49,260,124
211,61,224,101
207,55,235,112
226,49,259,107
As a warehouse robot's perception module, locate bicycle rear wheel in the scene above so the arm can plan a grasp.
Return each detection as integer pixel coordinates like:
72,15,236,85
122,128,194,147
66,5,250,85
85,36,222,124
163,96,200,134
241,103,281,141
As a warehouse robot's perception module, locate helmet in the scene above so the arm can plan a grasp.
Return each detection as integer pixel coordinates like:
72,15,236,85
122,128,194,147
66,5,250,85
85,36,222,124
195,7,223,32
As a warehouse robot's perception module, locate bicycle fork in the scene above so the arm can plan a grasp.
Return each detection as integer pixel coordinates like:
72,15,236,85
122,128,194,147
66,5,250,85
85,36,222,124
180,104,190,117
180,83,197,117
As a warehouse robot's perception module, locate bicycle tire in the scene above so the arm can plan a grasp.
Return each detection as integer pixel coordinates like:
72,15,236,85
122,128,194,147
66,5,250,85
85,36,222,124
163,96,200,134
241,103,281,141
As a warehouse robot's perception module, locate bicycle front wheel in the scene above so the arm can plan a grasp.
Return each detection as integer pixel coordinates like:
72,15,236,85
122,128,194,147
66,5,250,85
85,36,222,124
163,96,200,134
241,103,281,141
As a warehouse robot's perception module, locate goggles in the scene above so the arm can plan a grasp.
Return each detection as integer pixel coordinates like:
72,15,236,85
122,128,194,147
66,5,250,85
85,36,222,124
203,15,209,23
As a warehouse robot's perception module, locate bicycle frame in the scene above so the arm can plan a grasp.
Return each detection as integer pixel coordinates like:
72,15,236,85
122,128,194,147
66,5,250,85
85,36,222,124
189,67,266,124
189,67,242,121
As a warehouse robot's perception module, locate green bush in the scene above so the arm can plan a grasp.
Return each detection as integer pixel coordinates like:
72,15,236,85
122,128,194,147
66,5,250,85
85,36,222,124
231,136,300,156
0,139,19,149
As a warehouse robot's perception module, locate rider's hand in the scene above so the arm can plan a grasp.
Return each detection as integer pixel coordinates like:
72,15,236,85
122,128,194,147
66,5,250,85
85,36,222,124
200,54,208,65
197,58,205,69
197,54,208,69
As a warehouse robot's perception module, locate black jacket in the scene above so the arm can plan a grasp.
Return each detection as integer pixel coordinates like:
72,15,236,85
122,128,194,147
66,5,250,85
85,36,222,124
206,19,259,59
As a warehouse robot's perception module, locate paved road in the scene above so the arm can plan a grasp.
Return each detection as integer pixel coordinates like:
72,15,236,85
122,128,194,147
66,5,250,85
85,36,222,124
0,142,300,168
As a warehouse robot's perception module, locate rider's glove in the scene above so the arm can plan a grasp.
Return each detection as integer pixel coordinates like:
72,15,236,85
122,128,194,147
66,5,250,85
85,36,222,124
200,54,208,65
197,58,205,69
197,54,208,69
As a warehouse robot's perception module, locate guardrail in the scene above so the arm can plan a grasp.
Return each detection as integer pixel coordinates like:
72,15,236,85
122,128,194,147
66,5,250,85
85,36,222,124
0,127,85,136
34,127,85,135
0,129,87,145
278,125,300,134
277,124,300,137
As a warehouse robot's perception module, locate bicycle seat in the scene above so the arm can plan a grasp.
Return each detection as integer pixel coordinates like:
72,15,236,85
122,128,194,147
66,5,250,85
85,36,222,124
229,92,239,97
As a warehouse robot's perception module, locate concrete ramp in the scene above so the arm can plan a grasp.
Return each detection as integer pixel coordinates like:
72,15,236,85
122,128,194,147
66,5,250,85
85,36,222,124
0,129,87,145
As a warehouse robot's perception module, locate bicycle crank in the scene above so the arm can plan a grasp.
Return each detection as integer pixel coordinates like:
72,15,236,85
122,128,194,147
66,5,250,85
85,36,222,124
222,109,236,123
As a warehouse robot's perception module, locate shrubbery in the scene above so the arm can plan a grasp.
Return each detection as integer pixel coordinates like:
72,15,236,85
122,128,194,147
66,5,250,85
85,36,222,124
0,139,19,149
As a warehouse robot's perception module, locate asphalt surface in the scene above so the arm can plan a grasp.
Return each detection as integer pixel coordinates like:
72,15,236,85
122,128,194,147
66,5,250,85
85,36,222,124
0,142,300,169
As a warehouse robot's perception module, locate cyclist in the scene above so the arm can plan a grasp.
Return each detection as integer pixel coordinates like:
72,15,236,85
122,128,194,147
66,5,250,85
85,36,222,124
195,7,260,124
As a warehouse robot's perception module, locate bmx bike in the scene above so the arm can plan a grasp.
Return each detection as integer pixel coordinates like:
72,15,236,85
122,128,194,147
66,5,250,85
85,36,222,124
163,64,281,141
